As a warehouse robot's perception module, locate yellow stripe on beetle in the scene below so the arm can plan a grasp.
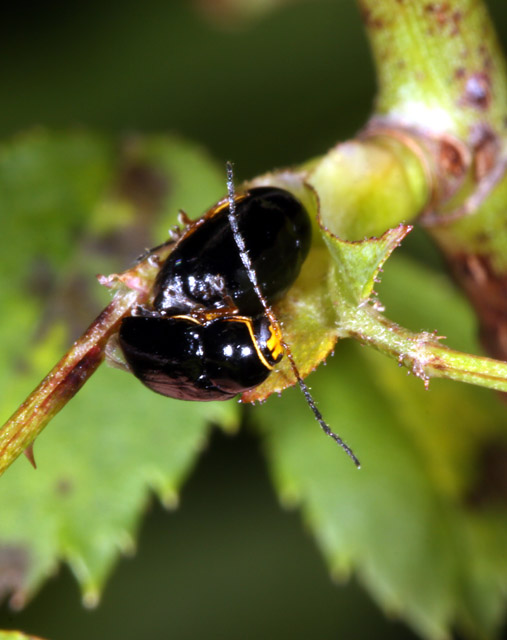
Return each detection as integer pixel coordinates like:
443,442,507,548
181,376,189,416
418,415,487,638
266,323,284,362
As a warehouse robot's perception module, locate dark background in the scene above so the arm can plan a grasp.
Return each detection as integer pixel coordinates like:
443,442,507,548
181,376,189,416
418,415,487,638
0,1,506,638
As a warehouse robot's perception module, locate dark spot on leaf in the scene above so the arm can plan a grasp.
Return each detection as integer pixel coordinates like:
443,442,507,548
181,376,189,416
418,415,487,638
474,231,491,244
25,256,55,301
12,355,31,377
466,441,507,508
0,544,30,609
26,152,170,348
117,162,168,217
30,273,99,346
55,476,74,496
454,67,466,80
90,157,169,264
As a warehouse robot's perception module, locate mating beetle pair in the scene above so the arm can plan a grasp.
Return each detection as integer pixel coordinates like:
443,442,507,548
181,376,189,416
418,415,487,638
119,186,310,401
0,167,358,472
118,172,359,467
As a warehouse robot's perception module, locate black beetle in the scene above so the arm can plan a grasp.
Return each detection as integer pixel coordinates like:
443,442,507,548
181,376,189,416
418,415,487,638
118,186,311,401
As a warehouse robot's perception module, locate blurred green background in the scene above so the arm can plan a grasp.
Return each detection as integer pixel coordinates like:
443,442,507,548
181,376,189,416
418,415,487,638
0,1,506,638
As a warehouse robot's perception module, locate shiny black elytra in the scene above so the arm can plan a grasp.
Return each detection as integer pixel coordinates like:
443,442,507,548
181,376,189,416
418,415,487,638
118,186,311,401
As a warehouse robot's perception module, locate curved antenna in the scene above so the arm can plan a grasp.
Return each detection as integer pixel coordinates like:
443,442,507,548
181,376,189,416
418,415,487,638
225,162,360,468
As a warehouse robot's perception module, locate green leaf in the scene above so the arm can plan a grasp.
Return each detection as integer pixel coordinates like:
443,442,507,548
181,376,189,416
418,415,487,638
0,632,46,640
322,223,412,308
0,131,237,604
0,366,235,606
254,255,507,639
2,129,507,640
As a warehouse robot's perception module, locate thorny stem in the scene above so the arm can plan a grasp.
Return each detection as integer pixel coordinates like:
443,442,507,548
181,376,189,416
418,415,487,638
0,244,171,477
2,0,507,477
341,305,507,393
0,294,136,476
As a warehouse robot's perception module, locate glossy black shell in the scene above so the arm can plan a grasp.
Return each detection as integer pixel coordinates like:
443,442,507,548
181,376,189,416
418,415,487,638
153,186,311,317
118,186,311,401
119,315,280,401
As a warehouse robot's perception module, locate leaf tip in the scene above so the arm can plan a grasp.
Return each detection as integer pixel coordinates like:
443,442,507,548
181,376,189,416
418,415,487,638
160,488,180,510
82,588,100,609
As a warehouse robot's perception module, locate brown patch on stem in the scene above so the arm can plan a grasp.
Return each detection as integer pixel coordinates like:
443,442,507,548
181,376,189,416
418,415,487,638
424,3,461,33
462,72,492,111
448,253,507,361
415,132,469,207
438,136,468,179
362,121,475,220
357,1,384,29
364,120,504,228
470,125,499,180
424,3,450,20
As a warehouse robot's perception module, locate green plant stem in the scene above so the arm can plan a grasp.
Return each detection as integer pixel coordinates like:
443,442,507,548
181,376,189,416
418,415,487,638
359,0,507,137
0,237,173,477
307,137,429,239
0,292,137,476
348,0,507,364
341,305,507,392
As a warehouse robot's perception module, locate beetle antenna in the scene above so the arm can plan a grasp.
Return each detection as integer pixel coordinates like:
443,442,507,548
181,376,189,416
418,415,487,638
225,162,360,468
